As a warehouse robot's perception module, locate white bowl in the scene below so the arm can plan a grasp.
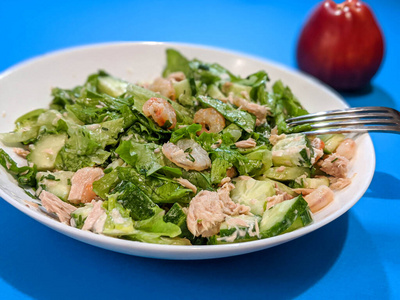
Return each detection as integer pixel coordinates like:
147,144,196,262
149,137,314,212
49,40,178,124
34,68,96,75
0,42,375,259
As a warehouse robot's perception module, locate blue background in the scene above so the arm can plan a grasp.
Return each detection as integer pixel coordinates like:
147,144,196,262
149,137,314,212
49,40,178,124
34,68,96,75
1,0,399,299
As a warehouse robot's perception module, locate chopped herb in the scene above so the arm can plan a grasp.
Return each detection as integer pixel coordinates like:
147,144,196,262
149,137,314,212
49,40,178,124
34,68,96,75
184,147,193,154
331,158,338,163
44,174,60,181
102,127,109,131
187,153,195,162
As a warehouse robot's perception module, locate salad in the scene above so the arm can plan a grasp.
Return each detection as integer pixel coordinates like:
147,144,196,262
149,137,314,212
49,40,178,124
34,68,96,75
0,49,356,246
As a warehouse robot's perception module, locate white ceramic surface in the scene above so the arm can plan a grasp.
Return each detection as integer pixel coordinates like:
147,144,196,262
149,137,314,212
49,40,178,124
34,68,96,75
0,42,375,259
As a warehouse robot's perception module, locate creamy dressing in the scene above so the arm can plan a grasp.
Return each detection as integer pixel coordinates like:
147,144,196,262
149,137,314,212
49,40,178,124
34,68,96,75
110,208,126,224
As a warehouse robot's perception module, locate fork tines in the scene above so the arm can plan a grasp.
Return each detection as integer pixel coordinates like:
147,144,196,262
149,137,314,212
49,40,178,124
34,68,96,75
286,106,400,135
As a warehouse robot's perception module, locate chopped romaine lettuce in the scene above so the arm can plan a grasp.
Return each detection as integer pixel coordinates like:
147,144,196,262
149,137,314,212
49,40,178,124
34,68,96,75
0,48,325,246
102,194,135,236
133,206,181,238
117,167,193,204
0,149,37,187
116,141,163,176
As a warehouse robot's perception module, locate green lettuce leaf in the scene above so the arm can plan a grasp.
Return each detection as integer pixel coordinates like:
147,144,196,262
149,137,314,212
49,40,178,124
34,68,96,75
230,70,270,105
133,206,181,238
0,109,47,144
0,149,37,187
198,96,256,133
102,193,135,236
211,157,232,184
117,167,193,204
112,181,157,221
162,48,193,78
196,131,222,151
0,127,39,145
270,80,309,134
210,145,265,177
86,118,124,148
116,141,164,176
50,86,82,110
56,149,110,171
116,140,181,177
92,168,121,199
170,123,202,143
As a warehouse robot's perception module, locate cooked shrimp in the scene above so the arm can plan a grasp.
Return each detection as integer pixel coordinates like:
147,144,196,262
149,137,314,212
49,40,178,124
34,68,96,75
304,185,334,213
142,97,177,129
193,108,225,134
167,72,186,82
68,167,104,204
148,77,175,100
162,139,211,171
228,93,268,126
335,138,356,160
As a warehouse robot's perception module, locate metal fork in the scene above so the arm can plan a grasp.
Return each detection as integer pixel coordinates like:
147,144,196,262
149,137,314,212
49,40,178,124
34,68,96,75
286,106,400,135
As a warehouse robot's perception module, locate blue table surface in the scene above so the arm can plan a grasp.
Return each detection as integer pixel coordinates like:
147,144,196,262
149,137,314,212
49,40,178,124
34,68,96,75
1,1,399,299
